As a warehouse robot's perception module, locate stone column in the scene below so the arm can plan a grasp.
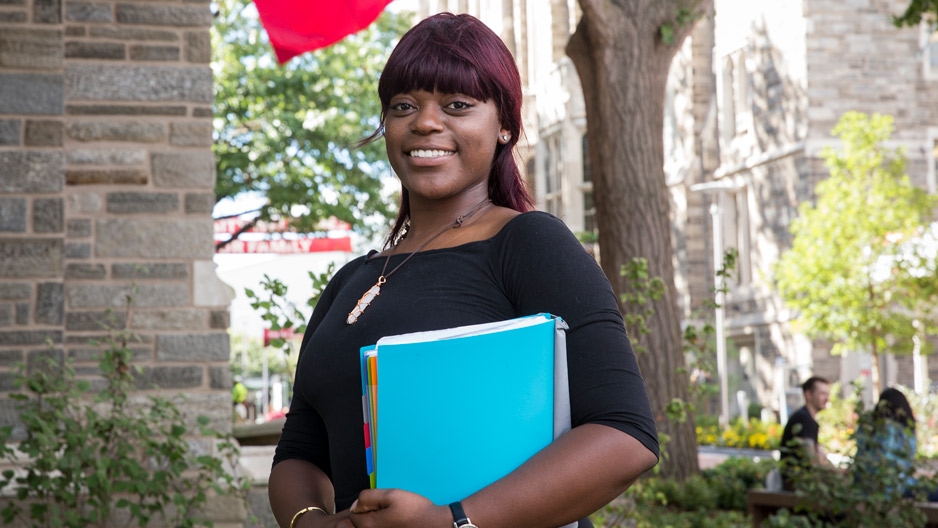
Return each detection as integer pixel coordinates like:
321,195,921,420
0,0,238,525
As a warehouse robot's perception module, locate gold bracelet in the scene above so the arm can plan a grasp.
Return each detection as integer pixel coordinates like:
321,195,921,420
289,506,328,528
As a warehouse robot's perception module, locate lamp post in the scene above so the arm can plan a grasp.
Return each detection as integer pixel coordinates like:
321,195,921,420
690,179,742,428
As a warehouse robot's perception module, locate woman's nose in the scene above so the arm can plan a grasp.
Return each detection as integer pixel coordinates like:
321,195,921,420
411,106,444,134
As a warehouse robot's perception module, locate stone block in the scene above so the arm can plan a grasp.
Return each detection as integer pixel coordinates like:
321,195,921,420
209,365,231,390
0,12,27,23
66,2,111,22
130,309,204,330
66,218,92,237
209,309,228,329
169,121,212,146
0,152,64,191
0,371,16,391
0,73,63,114
24,120,63,146
67,193,102,214
33,197,64,233
96,218,212,258
184,192,214,214
66,121,165,143
65,263,105,279
184,30,210,63
194,260,234,307
0,198,27,232
0,304,12,326
112,262,188,279
0,350,24,367
106,192,179,214
67,149,147,165
0,119,20,145
157,333,229,362
66,104,186,116
66,169,147,185
15,302,29,324
133,365,202,390
152,151,215,188
64,41,124,60
192,107,212,118
36,282,63,325
116,3,212,26
69,346,150,363
129,44,180,61
66,64,212,103
0,283,29,300
64,26,85,36
0,239,63,278
0,329,62,346
0,28,62,69
67,283,189,308
64,242,91,259
88,26,178,41
64,310,126,331
34,0,62,23
173,392,230,433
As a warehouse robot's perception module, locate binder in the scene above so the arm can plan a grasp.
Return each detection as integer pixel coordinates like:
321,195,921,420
359,313,570,506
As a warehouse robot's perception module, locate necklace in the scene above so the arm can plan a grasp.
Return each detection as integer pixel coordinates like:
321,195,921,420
346,198,492,325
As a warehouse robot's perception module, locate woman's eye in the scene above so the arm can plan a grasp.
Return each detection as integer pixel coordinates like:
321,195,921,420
390,102,414,111
446,101,473,111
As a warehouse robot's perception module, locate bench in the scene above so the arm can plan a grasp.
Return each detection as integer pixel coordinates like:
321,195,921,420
747,489,938,527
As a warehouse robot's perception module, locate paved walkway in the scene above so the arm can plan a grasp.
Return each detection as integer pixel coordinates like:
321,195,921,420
698,445,778,469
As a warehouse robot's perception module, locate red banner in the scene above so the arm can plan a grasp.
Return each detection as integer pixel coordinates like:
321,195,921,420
254,0,394,63
216,237,352,254
264,327,300,346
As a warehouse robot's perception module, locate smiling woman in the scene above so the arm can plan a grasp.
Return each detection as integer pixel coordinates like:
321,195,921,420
268,13,659,528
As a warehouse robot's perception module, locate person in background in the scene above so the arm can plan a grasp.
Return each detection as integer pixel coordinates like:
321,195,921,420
853,387,938,501
779,376,832,490
267,12,659,528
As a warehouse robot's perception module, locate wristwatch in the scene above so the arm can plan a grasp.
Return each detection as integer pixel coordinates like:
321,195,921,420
449,501,480,528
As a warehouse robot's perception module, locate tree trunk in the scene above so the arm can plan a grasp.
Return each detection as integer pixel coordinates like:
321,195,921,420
567,0,712,481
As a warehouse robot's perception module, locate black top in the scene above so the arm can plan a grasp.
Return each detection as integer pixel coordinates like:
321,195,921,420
779,405,819,489
273,211,659,511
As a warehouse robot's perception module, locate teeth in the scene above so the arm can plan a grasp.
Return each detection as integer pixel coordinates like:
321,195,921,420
409,149,453,158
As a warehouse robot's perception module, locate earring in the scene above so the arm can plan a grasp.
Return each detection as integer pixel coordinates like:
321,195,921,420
502,135,509,142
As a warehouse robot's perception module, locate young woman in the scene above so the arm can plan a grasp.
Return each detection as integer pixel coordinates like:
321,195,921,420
269,13,658,528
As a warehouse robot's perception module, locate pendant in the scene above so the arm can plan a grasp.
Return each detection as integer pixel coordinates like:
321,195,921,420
347,277,385,324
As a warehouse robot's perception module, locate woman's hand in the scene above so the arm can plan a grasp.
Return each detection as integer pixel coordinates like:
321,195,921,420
348,488,452,528
292,510,356,528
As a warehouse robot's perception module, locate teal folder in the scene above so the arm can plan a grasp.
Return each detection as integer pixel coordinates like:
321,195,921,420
361,313,570,506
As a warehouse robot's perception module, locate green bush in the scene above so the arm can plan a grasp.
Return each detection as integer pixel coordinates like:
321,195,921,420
703,457,776,511
0,300,248,528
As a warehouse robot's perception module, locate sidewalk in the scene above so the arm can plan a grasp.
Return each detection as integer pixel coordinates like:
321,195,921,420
698,445,778,469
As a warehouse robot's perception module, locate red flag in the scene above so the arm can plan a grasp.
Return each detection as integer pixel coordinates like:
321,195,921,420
254,0,395,63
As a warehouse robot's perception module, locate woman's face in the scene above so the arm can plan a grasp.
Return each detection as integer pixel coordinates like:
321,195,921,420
383,90,508,203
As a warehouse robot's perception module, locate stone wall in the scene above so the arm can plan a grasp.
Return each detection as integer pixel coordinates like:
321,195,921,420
0,0,238,524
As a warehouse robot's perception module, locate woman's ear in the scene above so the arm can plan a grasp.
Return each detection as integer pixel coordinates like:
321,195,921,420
498,128,511,144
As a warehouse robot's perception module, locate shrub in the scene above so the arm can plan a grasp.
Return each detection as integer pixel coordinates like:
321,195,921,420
0,299,247,528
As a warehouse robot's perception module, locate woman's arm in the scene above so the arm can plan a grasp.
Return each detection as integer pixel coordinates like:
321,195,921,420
349,424,656,528
269,459,356,528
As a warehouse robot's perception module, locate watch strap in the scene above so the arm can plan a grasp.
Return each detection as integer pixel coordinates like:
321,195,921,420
448,501,475,527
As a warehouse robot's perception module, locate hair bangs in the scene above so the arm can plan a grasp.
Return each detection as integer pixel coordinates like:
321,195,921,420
379,38,490,110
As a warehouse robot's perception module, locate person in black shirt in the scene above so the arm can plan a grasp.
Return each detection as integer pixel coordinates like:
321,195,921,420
779,376,832,490
268,13,659,528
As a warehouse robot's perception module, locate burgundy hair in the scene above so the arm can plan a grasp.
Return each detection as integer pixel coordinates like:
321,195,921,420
376,13,533,246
